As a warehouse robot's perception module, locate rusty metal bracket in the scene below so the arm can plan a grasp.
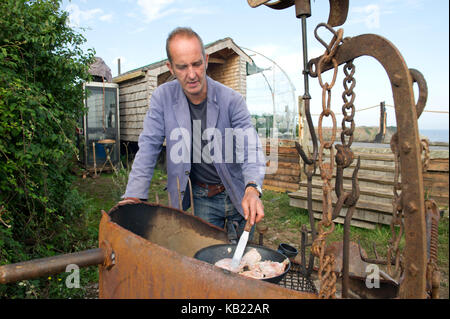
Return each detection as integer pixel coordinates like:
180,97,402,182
409,68,428,118
247,0,349,26
100,239,116,270
308,33,427,298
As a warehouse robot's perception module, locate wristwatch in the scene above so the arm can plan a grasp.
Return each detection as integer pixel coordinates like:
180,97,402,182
245,182,262,198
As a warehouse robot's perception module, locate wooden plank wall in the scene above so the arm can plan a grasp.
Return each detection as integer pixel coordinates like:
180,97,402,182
278,146,449,228
207,55,247,99
423,158,449,208
118,73,156,142
272,142,449,209
262,139,300,192
283,144,448,228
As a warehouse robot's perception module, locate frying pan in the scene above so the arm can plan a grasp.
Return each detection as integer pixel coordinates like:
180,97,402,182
194,243,291,284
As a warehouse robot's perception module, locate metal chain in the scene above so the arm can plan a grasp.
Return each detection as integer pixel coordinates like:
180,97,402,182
425,199,440,298
369,95,430,285
336,60,362,299
420,138,430,172
387,133,404,280
341,61,356,147
310,23,344,299
335,60,357,204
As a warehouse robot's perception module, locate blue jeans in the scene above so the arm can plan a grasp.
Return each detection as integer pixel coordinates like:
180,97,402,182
192,184,254,243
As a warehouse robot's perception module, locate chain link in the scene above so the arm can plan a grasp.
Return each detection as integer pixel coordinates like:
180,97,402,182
310,23,344,299
378,107,430,284
341,61,356,147
387,133,404,280
420,138,430,172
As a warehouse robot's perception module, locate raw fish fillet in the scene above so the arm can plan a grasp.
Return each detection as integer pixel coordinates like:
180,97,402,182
241,269,265,279
241,248,262,267
214,248,288,279
214,258,236,272
253,260,287,278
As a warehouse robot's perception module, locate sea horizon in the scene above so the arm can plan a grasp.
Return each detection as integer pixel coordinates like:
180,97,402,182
419,128,449,143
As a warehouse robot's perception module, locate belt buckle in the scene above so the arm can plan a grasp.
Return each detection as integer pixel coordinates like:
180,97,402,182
207,184,224,197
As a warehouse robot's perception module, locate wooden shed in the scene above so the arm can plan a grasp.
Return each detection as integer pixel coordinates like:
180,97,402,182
112,37,252,143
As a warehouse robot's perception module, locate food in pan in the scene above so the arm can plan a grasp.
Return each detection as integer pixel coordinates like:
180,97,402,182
214,248,288,279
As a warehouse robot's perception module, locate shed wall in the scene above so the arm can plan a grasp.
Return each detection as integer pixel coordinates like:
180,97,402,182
118,74,157,142
207,55,247,100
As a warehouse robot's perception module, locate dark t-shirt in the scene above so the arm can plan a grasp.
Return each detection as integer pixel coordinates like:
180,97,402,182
187,97,222,185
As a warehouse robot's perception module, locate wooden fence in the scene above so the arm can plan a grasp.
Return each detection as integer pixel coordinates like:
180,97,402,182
262,139,300,193
263,141,449,229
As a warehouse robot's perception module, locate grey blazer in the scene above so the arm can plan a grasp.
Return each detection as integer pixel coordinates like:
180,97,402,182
123,76,266,216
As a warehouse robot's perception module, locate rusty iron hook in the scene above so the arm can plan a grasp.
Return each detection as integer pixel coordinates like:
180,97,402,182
409,68,428,119
314,23,344,56
247,0,349,27
357,239,400,266
332,154,360,220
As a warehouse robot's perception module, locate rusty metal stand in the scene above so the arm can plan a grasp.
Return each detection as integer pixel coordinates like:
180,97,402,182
307,34,429,297
248,0,431,299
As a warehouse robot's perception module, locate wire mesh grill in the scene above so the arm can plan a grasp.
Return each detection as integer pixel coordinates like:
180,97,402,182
278,262,318,294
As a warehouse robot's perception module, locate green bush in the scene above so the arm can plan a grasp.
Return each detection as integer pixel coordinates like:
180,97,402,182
0,0,95,298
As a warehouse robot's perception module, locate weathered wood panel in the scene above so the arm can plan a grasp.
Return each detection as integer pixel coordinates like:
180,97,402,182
263,139,300,193
122,135,140,142
119,91,147,103
206,54,246,98
427,158,449,172
423,158,449,207
264,179,299,192
268,161,301,170
120,106,148,115
121,128,143,136
281,144,448,228
118,72,156,142
120,114,146,122
117,77,148,89
119,82,148,94
120,121,145,129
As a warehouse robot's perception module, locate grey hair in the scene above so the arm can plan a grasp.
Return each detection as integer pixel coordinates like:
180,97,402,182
165,27,206,63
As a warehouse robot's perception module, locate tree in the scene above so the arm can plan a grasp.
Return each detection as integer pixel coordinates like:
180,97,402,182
0,0,95,265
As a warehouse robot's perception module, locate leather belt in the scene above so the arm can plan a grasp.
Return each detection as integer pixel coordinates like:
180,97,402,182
194,181,225,197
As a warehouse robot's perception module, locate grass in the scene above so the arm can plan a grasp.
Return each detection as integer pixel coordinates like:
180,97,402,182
261,189,395,252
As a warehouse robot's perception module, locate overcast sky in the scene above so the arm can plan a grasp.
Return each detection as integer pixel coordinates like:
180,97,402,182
61,0,449,130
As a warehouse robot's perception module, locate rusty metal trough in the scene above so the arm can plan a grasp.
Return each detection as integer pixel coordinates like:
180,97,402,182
0,202,317,299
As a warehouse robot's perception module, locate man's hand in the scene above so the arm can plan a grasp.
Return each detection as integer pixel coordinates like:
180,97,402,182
241,187,264,226
118,197,141,206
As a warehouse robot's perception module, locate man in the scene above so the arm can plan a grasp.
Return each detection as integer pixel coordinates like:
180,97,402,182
121,27,265,241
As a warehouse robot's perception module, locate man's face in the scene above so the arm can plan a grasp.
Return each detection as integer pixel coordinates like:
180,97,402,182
166,35,208,104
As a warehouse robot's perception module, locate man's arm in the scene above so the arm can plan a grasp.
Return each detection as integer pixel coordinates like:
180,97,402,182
230,94,266,225
122,90,166,200
242,184,264,225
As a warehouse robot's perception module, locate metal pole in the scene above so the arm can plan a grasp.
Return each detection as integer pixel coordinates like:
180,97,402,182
0,248,105,284
301,15,311,100
296,0,317,278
